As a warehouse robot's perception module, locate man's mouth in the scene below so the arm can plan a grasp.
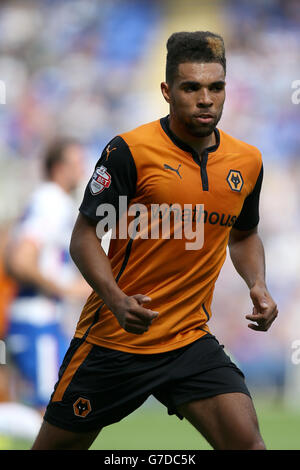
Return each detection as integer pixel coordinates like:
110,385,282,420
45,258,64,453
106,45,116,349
193,113,215,124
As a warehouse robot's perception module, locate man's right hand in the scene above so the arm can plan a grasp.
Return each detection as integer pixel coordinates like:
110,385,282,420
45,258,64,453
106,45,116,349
109,294,159,335
69,214,158,335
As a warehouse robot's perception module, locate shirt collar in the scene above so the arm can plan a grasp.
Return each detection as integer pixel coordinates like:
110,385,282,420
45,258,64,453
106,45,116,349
160,115,220,156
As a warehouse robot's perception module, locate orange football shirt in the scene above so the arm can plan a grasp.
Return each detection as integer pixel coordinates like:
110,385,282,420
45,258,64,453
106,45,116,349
75,116,263,353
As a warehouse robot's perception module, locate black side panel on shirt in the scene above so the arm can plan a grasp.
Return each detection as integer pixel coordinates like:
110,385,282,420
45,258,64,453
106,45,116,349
233,164,263,231
79,136,137,222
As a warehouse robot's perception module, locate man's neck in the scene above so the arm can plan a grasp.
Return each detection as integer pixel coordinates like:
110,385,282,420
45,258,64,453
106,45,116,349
48,177,71,195
168,115,216,155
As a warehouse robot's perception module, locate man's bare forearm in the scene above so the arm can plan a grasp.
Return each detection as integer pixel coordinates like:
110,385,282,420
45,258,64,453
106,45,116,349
69,214,159,335
5,240,67,298
229,227,278,331
228,230,266,289
69,214,127,310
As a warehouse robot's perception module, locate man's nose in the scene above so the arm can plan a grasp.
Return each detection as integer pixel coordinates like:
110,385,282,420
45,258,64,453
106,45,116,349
196,89,213,107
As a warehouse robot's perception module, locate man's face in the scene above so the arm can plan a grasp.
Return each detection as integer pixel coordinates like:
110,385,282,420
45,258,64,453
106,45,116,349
161,62,226,138
60,144,85,191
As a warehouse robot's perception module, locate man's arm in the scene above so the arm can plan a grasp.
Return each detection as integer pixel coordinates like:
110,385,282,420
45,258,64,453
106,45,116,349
228,226,278,331
6,239,67,298
5,238,90,300
69,213,158,335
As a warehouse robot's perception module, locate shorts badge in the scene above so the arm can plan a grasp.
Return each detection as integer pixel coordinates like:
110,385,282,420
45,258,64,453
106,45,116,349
73,397,92,417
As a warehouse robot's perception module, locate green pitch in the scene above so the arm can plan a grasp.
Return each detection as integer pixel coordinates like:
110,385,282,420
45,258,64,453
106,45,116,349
90,397,300,450
1,397,300,450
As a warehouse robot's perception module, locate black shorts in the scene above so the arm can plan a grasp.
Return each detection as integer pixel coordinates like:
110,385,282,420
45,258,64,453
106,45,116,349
44,333,251,433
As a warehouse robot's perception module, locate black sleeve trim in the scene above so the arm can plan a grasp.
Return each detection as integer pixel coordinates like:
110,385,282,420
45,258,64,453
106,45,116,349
233,164,263,231
79,136,137,222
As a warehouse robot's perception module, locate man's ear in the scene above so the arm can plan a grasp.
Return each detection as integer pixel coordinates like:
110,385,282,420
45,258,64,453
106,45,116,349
161,82,171,104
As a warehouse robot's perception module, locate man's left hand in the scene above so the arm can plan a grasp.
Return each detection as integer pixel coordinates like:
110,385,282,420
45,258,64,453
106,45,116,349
246,283,278,332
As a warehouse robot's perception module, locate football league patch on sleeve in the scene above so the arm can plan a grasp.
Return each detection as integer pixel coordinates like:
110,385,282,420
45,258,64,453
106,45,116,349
90,165,112,195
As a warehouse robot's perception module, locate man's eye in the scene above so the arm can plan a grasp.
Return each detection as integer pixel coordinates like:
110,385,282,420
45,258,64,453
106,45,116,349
184,86,197,92
211,85,224,92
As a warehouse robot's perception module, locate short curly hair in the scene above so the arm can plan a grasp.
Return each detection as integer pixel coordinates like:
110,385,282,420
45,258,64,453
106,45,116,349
166,31,226,85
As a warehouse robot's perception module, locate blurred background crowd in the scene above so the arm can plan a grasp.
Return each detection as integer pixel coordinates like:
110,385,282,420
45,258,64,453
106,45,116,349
0,0,300,448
